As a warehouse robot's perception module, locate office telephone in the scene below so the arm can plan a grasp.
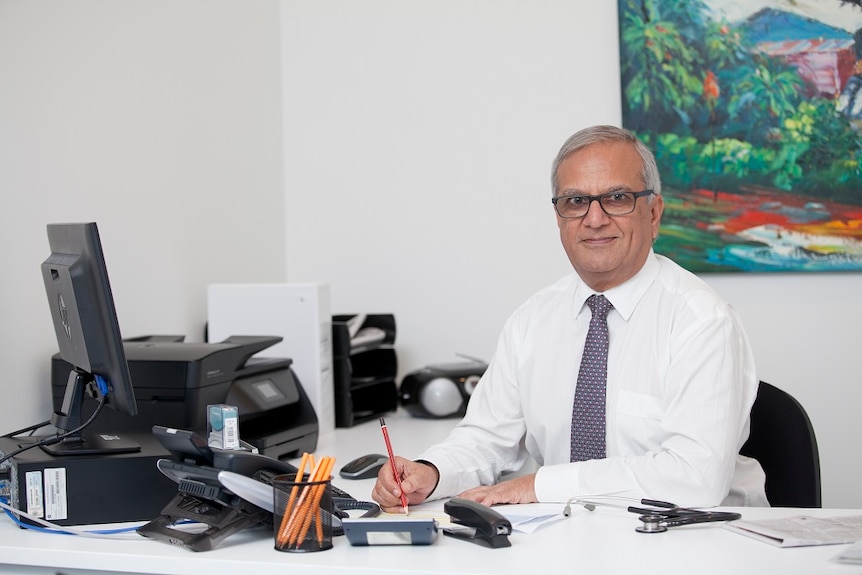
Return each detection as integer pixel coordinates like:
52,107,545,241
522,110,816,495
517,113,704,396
137,426,374,551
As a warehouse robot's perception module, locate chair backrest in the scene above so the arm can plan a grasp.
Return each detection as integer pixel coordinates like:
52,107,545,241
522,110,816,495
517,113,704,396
740,381,821,507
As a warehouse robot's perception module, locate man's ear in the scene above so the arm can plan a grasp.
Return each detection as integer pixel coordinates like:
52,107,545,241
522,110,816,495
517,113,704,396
651,195,664,240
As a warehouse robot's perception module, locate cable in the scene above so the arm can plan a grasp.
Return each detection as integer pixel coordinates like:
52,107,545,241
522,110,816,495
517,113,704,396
0,394,106,467
94,374,110,397
454,352,487,366
1,373,113,452
562,495,639,517
1,496,199,539
1,420,51,439
0,497,145,539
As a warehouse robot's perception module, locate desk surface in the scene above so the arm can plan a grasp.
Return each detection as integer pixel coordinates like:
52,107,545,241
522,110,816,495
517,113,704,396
1,410,860,575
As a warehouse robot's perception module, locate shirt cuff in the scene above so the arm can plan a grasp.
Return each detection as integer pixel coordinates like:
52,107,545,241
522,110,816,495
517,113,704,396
413,459,441,495
414,449,460,500
534,462,583,503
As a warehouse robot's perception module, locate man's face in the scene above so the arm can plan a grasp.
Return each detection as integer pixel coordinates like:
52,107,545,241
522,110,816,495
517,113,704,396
554,141,663,292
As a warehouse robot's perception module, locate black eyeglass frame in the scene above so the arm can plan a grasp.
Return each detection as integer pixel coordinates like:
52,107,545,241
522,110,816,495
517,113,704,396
551,189,655,219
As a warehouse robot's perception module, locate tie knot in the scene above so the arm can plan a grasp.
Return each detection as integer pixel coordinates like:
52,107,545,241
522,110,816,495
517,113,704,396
587,294,613,318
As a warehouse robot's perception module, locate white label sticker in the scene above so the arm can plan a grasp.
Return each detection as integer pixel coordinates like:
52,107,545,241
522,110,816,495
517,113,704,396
224,416,240,449
365,530,414,545
25,471,44,518
43,468,68,520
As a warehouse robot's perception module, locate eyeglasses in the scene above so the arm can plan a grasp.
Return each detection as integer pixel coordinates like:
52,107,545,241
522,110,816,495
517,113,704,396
551,190,654,219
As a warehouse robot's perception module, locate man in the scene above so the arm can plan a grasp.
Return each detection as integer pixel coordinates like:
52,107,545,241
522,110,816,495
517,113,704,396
372,125,767,511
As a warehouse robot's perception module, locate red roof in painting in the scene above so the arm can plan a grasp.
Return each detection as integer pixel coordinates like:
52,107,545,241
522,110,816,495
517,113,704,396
740,8,858,96
756,38,855,56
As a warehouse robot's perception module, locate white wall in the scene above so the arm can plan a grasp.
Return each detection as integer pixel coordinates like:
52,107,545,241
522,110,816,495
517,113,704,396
281,0,608,378
0,0,286,431
280,0,862,509
1,0,860,509
704,274,862,510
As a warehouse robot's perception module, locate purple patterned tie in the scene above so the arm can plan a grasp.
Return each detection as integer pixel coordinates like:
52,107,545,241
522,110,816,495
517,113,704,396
571,294,613,462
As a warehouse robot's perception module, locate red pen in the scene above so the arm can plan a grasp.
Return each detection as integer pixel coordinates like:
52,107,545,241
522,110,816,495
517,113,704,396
379,417,409,515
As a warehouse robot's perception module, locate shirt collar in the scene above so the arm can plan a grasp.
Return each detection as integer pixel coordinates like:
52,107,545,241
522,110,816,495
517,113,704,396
574,250,660,321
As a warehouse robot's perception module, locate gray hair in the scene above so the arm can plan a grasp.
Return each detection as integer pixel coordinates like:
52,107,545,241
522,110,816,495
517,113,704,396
551,125,661,198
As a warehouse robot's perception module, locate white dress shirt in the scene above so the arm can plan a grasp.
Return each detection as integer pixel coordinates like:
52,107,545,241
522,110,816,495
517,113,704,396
417,251,768,507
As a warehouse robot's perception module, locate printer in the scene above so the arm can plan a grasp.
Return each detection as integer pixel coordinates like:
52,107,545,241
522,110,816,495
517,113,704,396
50,335,318,461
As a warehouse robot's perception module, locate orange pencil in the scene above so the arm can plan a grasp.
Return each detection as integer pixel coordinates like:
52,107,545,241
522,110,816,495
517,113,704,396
315,456,336,544
293,456,335,547
276,452,309,546
313,457,335,545
285,456,329,545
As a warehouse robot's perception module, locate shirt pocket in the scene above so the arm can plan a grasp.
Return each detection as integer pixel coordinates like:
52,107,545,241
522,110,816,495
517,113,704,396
614,390,664,451
617,390,663,419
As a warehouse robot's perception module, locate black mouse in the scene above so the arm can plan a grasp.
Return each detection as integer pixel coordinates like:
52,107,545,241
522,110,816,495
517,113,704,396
339,453,389,480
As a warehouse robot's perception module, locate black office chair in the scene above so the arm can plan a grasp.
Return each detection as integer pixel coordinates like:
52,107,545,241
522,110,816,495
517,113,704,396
740,381,822,508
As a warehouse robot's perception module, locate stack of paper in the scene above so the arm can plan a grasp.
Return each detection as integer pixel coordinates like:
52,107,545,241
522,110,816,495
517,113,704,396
724,514,862,547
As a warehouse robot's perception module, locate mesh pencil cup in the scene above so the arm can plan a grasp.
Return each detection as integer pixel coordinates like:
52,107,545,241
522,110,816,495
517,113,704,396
272,474,334,552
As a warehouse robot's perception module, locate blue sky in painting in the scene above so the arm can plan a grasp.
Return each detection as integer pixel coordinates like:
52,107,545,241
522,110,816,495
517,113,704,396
743,8,853,41
706,0,862,32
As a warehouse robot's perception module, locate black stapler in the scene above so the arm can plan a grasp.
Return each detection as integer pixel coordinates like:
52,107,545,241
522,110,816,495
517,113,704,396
443,498,512,548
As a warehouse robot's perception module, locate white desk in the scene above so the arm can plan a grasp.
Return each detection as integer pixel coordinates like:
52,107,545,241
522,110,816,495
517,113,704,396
0,410,860,575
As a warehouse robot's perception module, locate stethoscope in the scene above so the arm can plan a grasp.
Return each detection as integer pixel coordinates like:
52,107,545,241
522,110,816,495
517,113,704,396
563,496,742,534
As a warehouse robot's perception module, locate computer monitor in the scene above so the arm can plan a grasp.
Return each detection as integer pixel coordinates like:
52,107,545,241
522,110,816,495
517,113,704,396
40,222,140,455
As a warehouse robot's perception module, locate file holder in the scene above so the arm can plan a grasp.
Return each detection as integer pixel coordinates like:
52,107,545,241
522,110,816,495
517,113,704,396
332,314,398,427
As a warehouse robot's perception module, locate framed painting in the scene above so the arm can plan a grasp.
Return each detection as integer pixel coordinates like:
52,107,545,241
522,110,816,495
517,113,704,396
618,0,862,272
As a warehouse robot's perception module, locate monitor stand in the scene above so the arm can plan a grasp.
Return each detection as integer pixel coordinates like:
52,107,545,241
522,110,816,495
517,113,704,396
41,370,140,456
40,432,141,456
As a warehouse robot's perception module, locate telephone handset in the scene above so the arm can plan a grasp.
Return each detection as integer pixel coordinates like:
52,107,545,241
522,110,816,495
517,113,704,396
137,426,376,551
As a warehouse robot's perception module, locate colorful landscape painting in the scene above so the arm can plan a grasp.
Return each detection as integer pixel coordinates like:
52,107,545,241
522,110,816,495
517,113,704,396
618,0,862,272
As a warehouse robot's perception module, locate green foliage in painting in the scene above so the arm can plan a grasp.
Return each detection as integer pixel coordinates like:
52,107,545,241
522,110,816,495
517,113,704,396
619,0,862,201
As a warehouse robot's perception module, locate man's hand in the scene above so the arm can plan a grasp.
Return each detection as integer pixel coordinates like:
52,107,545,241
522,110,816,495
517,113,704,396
456,473,538,506
371,457,439,513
